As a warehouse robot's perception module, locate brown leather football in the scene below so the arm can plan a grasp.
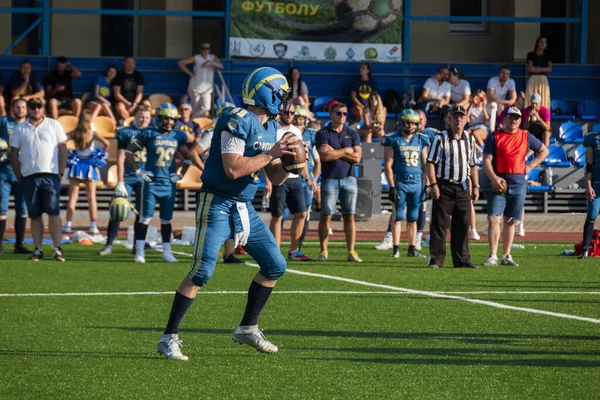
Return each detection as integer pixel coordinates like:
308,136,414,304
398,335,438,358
493,179,507,193
281,134,306,175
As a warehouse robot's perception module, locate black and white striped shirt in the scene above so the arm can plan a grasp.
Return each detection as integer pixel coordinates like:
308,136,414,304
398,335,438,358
427,130,478,183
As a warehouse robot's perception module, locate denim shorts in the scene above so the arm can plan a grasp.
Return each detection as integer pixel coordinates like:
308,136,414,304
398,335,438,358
270,177,307,217
321,176,357,215
586,182,600,222
488,184,527,221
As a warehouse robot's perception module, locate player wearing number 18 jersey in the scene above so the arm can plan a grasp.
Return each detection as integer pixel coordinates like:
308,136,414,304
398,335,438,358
381,109,429,258
125,103,203,263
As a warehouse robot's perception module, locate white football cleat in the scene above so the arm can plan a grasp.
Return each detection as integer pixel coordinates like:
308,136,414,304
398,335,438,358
516,224,525,237
470,229,481,241
157,335,189,361
162,251,179,263
232,326,278,354
375,232,393,250
135,253,146,263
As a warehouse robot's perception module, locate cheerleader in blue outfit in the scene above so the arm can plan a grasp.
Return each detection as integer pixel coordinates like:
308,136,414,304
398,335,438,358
64,112,109,234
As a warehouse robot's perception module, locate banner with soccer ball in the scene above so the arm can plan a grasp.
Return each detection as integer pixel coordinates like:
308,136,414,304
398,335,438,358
229,0,403,62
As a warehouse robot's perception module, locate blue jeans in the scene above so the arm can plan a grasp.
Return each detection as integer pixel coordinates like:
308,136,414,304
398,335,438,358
321,176,357,215
488,184,527,221
0,172,27,217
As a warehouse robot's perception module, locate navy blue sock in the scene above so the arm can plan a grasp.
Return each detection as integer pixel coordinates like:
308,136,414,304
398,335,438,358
161,224,172,244
164,292,195,334
582,221,595,251
240,280,273,326
0,219,5,243
105,220,120,246
135,221,148,244
298,217,309,251
15,217,26,245
417,206,427,233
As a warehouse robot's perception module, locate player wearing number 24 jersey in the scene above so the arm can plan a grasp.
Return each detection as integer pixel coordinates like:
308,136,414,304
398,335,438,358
382,109,429,258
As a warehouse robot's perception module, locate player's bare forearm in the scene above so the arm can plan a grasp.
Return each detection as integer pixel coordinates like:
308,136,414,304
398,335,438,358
222,152,274,180
116,150,126,182
470,166,479,187
264,162,289,186
58,143,67,175
482,155,496,180
426,162,437,184
341,146,362,163
10,148,22,179
319,146,349,162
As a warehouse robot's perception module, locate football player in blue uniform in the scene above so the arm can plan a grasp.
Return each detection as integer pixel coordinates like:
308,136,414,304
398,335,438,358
157,67,299,361
98,105,152,256
382,109,429,258
580,131,600,259
0,98,30,255
125,103,204,264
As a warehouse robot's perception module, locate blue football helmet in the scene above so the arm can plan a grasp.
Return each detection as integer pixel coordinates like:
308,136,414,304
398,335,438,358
241,67,290,117
155,102,180,131
398,108,420,134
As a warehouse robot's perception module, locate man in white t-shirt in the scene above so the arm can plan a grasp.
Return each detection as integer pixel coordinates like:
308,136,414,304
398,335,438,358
10,98,67,262
418,66,451,114
177,43,224,118
487,65,517,111
265,102,315,261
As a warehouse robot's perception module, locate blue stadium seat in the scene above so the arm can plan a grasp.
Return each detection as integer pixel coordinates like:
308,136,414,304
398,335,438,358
257,172,266,189
572,145,587,168
591,122,600,133
559,121,584,144
525,153,534,164
381,171,390,190
526,168,553,192
543,145,571,167
550,99,574,120
576,100,600,120
312,96,333,118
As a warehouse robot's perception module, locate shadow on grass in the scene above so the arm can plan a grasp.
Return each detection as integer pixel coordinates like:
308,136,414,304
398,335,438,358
88,327,600,343
303,356,600,367
0,349,159,360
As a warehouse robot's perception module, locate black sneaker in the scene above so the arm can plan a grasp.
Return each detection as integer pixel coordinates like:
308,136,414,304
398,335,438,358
407,249,426,258
455,262,478,269
14,244,33,254
579,249,589,259
30,248,43,261
54,247,65,262
223,254,245,264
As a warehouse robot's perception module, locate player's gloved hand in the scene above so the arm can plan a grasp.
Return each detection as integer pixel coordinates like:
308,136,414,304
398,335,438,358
136,168,154,182
389,186,398,202
115,182,128,198
170,173,183,183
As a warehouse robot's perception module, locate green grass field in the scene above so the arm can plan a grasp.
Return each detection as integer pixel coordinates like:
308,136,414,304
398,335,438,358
1,241,599,399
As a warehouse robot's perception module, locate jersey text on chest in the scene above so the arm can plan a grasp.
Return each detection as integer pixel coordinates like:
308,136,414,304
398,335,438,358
252,141,275,151
154,139,178,147
398,144,421,152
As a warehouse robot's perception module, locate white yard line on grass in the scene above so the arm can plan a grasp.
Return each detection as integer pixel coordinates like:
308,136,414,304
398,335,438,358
156,248,600,324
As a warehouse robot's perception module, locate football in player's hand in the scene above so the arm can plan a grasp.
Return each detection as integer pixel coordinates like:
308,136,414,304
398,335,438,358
281,134,306,175
493,179,507,193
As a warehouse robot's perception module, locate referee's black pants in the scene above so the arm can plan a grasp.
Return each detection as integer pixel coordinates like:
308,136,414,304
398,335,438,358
429,182,472,267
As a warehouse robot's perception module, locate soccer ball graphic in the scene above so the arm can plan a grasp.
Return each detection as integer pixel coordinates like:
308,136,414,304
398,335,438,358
333,0,401,32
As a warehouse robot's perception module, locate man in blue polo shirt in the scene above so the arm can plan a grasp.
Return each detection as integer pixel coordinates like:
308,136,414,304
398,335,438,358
316,102,363,262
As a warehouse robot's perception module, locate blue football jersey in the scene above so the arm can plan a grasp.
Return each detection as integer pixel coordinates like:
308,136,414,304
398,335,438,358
0,117,16,174
381,132,429,179
201,107,277,202
135,127,187,184
302,128,318,174
116,126,146,178
583,132,600,181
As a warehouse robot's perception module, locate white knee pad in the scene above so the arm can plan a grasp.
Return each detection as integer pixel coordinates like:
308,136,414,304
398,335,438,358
139,217,152,225
160,219,171,225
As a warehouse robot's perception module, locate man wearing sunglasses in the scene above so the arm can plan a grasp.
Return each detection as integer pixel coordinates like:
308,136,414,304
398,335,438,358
10,98,67,262
177,43,224,118
265,102,314,261
316,102,363,262
482,107,548,267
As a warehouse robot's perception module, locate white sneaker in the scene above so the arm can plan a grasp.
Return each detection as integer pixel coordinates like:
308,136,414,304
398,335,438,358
62,225,72,234
135,253,146,263
162,251,179,263
482,254,498,266
375,232,393,250
89,226,100,235
470,229,481,241
157,335,189,361
516,225,525,237
232,326,278,354
501,254,519,266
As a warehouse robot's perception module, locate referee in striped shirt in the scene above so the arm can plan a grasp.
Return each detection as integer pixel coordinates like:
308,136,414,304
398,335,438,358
426,105,480,268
